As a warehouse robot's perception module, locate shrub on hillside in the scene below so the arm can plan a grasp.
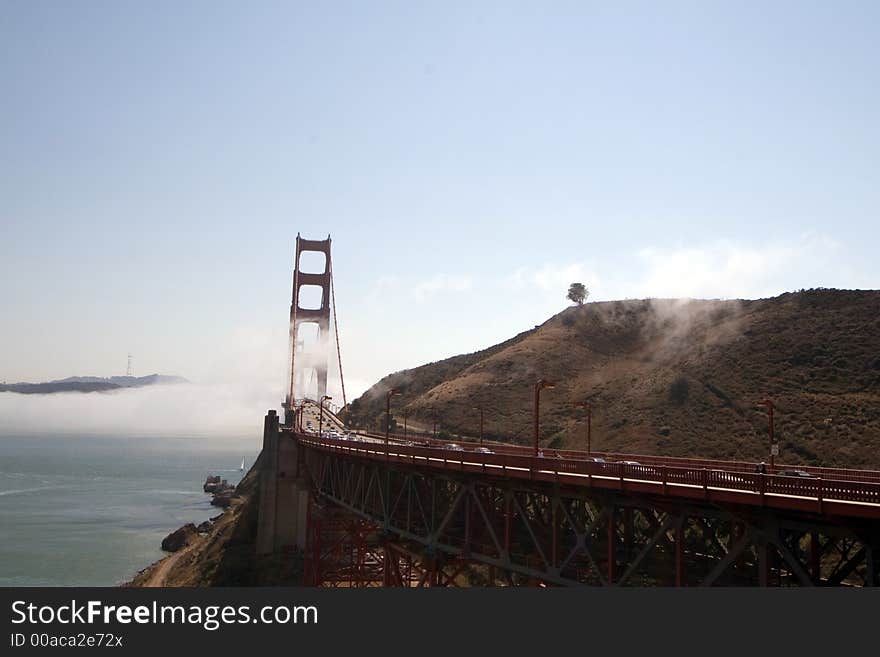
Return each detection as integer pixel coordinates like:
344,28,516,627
669,377,690,404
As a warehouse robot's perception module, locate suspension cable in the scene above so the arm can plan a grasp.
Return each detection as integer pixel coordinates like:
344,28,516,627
329,260,347,408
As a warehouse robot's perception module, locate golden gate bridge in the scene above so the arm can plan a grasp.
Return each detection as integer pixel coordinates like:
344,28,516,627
256,235,880,587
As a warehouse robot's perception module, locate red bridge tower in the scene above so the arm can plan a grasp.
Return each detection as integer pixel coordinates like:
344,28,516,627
284,234,332,424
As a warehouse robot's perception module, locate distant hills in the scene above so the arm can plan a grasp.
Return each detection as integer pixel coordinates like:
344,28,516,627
346,289,880,470
0,374,189,394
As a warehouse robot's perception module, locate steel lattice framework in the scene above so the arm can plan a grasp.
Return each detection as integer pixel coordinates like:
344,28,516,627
294,430,880,587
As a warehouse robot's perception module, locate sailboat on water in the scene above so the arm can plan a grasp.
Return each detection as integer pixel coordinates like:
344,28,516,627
240,458,245,472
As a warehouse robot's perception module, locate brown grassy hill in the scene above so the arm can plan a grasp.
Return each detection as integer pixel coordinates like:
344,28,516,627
346,289,880,469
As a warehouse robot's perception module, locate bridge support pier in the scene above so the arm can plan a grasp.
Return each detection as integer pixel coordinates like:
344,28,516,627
675,516,684,587
810,532,822,585
623,507,634,563
256,412,311,555
867,532,878,587
607,511,616,584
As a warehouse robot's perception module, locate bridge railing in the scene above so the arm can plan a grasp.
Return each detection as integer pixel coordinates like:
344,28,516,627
295,432,880,518
323,427,880,484
579,451,880,484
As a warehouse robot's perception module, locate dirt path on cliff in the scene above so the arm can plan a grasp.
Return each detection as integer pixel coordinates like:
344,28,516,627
143,544,193,587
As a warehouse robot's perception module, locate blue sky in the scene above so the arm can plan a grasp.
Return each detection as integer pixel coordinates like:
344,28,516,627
2,1,878,403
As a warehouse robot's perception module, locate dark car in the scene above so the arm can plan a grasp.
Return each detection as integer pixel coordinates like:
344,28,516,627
585,456,613,472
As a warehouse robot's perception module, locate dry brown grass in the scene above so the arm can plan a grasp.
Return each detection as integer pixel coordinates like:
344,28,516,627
346,289,880,469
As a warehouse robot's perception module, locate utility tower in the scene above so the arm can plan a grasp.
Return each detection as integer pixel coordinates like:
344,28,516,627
126,353,132,377
284,234,332,425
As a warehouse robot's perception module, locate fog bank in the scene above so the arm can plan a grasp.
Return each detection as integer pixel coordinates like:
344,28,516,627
0,382,280,441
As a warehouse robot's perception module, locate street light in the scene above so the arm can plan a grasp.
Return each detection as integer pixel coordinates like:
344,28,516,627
472,406,484,444
386,389,401,449
757,399,776,471
283,395,293,427
577,402,592,455
403,411,408,440
534,379,555,457
430,407,437,438
319,395,332,438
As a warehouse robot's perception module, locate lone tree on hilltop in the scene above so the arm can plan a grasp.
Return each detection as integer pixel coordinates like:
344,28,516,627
567,282,588,305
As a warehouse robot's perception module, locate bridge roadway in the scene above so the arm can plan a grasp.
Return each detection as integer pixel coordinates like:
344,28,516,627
298,399,880,486
283,402,880,586
299,431,880,520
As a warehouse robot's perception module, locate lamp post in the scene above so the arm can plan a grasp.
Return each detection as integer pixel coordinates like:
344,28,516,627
430,407,437,438
534,379,555,457
403,411,408,440
472,406,484,444
319,395,332,438
578,402,592,455
386,389,401,449
284,395,293,427
758,399,776,471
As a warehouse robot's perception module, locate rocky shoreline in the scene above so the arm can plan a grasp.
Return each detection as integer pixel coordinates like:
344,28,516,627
123,453,301,587
203,475,236,508
155,475,236,555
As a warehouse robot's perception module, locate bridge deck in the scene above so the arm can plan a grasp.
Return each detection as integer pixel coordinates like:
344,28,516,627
298,433,880,520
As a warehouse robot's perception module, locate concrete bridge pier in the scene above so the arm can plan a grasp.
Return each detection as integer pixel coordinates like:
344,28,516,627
256,410,311,555
868,530,879,586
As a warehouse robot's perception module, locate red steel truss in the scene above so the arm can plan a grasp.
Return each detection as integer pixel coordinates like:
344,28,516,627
294,430,880,587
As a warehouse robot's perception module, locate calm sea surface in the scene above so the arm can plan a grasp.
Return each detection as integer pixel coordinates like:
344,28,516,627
0,434,259,586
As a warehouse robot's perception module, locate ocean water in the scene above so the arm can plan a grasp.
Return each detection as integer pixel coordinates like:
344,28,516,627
0,434,260,586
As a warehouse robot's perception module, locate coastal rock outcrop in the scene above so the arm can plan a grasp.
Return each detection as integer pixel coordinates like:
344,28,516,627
210,490,234,508
203,475,222,493
160,523,198,552
203,475,236,507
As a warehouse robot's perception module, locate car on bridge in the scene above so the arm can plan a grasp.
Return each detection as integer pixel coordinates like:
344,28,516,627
582,456,613,472
777,469,816,478
474,447,494,455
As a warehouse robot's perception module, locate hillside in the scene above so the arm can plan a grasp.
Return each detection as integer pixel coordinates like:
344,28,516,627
346,289,880,469
0,374,188,394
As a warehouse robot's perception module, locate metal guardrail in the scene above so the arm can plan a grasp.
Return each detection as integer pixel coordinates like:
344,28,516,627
320,428,880,484
296,432,880,519
295,398,880,485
